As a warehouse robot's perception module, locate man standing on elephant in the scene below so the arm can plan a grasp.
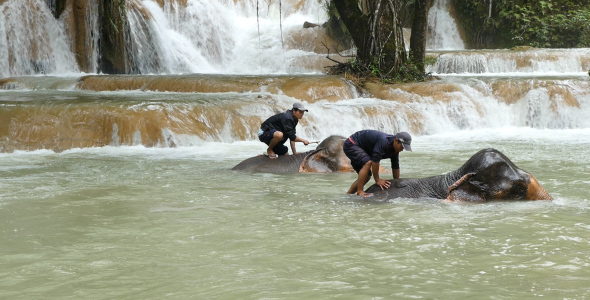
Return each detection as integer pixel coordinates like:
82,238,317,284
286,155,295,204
343,130,412,198
258,102,310,159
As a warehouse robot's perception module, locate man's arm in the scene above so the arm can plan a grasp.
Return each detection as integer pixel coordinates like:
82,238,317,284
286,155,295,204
290,136,309,154
393,168,400,179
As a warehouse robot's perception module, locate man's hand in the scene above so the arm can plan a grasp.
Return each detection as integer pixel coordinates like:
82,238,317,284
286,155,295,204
303,139,309,146
376,179,391,190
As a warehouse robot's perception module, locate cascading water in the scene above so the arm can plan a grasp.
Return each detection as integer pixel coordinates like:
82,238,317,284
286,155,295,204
0,73,588,152
124,0,331,74
427,49,590,75
0,0,472,76
124,0,468,74
0,0,589,150
0,0,79,77
81,0,100,73
426,0,465,50
0,0,334,76
125,0,216,74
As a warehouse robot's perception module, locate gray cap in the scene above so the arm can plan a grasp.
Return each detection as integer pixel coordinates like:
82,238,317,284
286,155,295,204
293,102,308,112
396,132,412,151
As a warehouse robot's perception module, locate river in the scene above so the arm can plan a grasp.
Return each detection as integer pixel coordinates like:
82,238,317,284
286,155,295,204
1,0,590,299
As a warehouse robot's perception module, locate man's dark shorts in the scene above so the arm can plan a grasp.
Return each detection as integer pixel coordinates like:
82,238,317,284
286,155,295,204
343,138,372,175
258,129,289,155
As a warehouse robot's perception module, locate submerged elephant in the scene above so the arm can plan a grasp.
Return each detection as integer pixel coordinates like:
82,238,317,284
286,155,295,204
365,148,553,202
232,135,353,173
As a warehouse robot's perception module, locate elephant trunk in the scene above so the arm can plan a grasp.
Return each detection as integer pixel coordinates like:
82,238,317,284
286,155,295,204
527,174,553,200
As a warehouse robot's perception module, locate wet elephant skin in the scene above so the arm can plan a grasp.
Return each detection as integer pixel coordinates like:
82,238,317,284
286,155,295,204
231,153,310,173
231,135,352,173
365,148,553,202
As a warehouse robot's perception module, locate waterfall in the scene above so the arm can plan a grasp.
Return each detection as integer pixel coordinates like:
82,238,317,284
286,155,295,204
6,0,589,78
427,0,465,50
0,0,79,77
125,0,223,74
0,0,471,77
426,49,590,75
1,74,588,150
124,0,330,74
83,0,100,73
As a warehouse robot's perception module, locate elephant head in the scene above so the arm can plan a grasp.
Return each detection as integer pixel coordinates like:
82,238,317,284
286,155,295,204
366,148,553,202
299,135,353,173
232,135,353,173
445,149,553,202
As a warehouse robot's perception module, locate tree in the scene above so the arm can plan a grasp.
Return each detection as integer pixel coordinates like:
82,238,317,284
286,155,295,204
331,0,430,82
409,0,430,74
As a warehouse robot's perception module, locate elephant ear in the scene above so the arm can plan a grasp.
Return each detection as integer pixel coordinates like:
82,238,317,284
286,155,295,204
446,172,489,202
299,147,340,173
299,136,353,173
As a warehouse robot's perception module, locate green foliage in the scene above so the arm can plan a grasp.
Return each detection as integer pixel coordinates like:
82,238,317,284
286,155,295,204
424,55,438,66
327,56,431,84
325,0,431,84
453,0,590,48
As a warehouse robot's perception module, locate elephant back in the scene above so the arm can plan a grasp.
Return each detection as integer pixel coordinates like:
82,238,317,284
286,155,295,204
231,153,309,173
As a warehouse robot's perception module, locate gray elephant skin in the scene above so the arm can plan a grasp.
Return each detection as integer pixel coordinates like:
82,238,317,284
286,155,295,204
231,135,352,173
366,148,553,202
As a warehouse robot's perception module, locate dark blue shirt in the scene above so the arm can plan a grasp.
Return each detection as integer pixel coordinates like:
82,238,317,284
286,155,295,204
260,110,298,141
349,130,400,169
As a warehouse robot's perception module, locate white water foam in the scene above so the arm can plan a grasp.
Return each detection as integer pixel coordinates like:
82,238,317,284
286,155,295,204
291,79,590,141
428,49,590,75
2,127,588,161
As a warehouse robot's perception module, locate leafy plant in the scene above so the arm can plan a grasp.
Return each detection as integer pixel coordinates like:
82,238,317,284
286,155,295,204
452,0,590,48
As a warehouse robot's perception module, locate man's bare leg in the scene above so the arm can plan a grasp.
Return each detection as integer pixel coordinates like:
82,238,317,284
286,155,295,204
346,179,360,194
266,131,284,157
347,161,372,196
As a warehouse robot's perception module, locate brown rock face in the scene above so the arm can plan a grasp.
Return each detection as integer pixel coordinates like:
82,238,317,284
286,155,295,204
72,0,91,72
99,0,130,74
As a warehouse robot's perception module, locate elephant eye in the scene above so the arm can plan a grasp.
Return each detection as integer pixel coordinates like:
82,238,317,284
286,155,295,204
492,180,527,200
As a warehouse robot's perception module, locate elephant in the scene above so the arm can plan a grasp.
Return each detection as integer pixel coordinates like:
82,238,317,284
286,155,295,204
365,148,553,202
231,135,353,173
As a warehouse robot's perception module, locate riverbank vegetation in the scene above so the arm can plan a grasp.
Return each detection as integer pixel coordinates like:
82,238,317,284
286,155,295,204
326,0,590,85
453,0,590,48
325,0,433,85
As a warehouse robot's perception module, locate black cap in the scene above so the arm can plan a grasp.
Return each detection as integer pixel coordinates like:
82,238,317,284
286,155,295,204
396,132,412,151
293,102,308,112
